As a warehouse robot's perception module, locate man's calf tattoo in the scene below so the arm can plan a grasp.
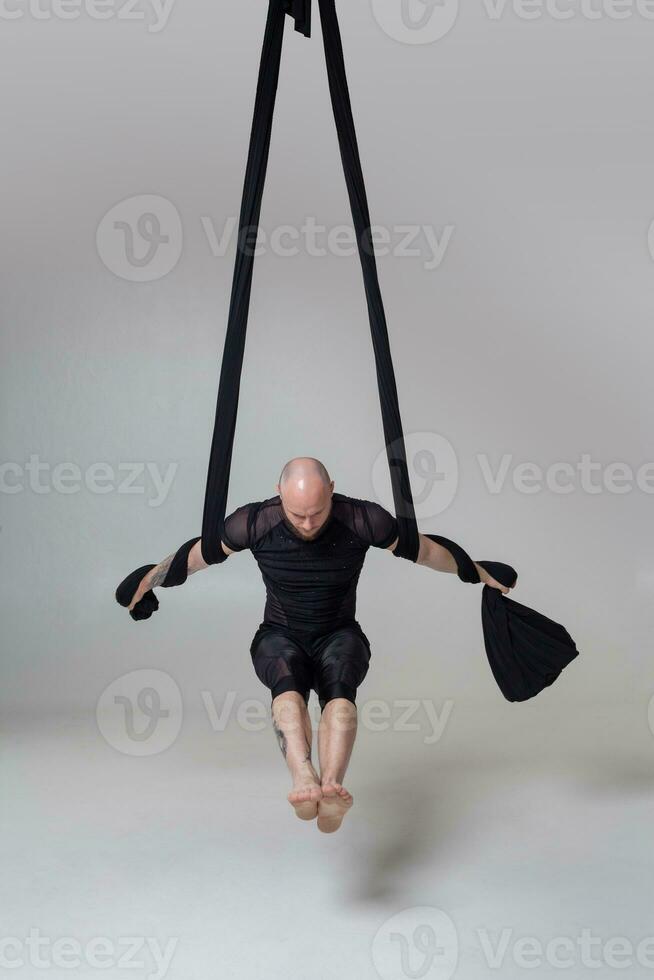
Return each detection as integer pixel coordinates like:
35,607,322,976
272,710,314,765
272,717,287,758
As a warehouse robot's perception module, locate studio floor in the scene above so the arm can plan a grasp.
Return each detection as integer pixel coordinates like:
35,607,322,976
2,700,651,980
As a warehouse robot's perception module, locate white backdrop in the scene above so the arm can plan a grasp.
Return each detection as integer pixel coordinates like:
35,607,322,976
1,4,653,978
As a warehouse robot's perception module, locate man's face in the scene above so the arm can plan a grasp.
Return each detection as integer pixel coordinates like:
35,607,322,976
278,483,334,540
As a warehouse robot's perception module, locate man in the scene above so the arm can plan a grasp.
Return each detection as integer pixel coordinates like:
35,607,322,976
127,457,512,833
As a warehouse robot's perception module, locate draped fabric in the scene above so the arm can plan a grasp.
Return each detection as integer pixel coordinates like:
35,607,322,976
480,583,580,702
116,0,580,702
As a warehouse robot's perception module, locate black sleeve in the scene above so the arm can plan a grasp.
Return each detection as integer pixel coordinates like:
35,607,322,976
221,503,254,552
360,500,399,549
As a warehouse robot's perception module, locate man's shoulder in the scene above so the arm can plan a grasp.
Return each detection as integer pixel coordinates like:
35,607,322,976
331,494,398,548
260,494,282,509
231,496,281,514
332,492,386,514
222,497,283,551
332,491,365,507
246,496,285,545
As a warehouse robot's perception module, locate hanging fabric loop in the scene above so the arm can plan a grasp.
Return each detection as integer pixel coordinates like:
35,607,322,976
199,0,420,565
116,0,580,706
119,0,421,586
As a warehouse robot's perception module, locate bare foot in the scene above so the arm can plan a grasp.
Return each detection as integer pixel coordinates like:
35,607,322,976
288,782,322,821
317,782,353,833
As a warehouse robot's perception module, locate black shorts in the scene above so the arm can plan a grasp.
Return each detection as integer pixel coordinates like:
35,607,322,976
249,622,372,711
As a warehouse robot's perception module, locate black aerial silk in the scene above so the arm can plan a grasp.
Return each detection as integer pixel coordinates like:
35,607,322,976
116,0,580,702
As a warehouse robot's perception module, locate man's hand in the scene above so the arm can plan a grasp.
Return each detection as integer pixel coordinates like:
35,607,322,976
124,539,231,614
115,563,159,621
475,561,515,594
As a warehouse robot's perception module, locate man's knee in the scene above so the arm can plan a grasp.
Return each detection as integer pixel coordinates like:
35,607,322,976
270,676,310,703
271,687,310,715
318,682,358,714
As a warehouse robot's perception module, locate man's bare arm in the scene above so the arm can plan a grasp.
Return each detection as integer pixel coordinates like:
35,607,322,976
386,533,513,594
128,539,234,611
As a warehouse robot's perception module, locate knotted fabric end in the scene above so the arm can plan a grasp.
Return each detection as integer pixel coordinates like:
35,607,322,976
282,0,311,36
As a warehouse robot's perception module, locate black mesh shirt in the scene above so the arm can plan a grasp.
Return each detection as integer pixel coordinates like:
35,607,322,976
220,492,398,635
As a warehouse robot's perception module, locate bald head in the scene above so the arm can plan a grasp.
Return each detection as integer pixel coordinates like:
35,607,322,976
277,457,334,541
278,457,331,490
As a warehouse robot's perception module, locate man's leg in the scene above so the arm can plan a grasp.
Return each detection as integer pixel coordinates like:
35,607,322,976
250,628,322,820
316,697,357,833
312,627,371,833
271,691,322,820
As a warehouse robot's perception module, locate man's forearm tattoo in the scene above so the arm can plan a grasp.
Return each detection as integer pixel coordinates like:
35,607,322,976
149,552,201,589
149,554,175,588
